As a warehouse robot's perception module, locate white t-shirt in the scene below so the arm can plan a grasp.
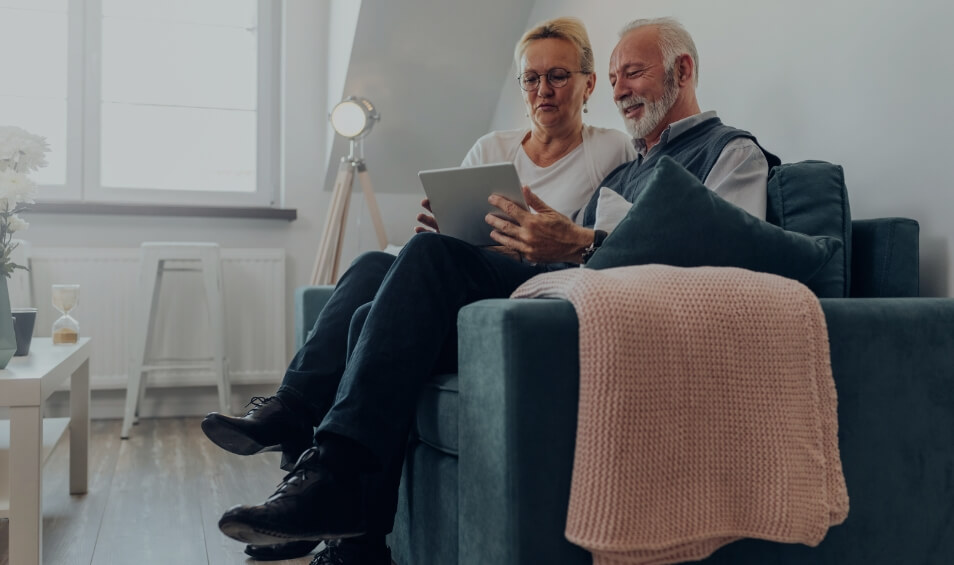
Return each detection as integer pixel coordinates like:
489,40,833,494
461,124,636,222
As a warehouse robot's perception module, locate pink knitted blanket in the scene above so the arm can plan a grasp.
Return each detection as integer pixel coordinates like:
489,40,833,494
511,265,849,565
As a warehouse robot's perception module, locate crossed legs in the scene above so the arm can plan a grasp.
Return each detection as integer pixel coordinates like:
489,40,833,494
204,233,550,561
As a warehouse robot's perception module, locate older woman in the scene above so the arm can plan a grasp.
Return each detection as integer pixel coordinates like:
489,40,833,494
418,16,636,231
204,17,634,565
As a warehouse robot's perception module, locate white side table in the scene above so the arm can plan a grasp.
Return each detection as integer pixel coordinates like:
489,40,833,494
0,337,91,565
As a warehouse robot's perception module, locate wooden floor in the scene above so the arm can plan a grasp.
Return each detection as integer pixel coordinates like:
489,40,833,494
0,418,320,565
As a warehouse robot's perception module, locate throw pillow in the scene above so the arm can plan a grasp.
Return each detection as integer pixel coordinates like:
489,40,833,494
765,161,852,297
585,156,841,289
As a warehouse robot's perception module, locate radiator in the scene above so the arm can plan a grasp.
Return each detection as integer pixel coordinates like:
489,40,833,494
7,247,287,391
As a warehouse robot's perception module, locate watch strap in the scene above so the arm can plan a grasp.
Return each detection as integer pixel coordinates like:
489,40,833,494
581,229,608,264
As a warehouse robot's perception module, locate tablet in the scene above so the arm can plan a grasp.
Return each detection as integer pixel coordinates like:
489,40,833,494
418,162,528,247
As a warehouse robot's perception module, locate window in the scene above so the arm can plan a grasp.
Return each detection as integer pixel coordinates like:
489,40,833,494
0,0,280,207
0,0,68,186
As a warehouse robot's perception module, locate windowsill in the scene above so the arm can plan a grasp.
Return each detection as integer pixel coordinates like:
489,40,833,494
30,200,297,221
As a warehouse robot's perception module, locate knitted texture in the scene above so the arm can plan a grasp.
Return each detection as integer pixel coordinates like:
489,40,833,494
511,265,849,565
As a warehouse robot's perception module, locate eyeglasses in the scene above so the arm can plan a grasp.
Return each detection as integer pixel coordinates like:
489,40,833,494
516,68,587,91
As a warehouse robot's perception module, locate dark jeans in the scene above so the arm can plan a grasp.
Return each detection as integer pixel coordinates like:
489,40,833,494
278,232,558,534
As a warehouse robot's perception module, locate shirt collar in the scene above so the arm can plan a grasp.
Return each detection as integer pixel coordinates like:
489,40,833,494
633,110,719,157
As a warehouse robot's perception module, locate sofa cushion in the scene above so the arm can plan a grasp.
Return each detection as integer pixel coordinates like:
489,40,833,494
766,161,852,297
413,372,459,455
585,156,842,288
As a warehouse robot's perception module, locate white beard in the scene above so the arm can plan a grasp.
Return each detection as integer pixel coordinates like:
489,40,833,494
618,68,680,140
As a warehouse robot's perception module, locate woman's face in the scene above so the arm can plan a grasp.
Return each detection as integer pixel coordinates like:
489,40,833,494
519,38,595,133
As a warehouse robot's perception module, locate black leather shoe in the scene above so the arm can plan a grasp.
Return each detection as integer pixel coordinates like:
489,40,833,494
244,539,320,561
310,539,395,565
201,396,312,470
218,447,367,546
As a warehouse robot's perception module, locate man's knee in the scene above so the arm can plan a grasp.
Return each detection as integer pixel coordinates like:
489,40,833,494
341,251,398,285
401,231,468,260
349,250,396,271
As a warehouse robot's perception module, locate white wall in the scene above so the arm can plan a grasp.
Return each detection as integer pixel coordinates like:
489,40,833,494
496,0,954,296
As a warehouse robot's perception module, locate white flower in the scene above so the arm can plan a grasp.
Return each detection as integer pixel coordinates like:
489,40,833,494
5,214,28,233
0,126,46,278
0,126,50,173
0,169,37,209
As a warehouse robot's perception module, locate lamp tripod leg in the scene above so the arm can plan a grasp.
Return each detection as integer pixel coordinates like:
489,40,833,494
355,164,388,251
311,160,355,285
329,176,353,283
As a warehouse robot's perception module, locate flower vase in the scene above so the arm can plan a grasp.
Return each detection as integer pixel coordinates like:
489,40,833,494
0,276,16,368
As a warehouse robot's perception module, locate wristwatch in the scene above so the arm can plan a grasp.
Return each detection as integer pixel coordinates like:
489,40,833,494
581,229,608,265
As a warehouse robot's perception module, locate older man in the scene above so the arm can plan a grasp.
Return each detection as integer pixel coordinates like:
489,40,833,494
209,17,778,565
489,18,776,260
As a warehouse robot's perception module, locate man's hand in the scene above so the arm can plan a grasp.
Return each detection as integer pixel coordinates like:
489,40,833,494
415,197,439,234
485,186,594,264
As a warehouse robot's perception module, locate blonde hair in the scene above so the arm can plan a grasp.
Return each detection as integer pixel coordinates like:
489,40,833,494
514,16,595,74
619,17,699,86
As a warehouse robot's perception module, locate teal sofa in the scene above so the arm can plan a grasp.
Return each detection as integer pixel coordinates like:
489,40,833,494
295,166,953,564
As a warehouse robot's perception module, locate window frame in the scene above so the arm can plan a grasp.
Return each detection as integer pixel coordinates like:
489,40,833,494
38,0,281,208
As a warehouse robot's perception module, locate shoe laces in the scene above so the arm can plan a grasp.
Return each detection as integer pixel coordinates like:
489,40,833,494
310,540,348,565
243,395,278,417
309,540,389,565
270,447,320,497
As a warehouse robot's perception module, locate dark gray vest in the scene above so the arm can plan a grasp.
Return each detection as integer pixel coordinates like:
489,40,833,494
580,116,780,227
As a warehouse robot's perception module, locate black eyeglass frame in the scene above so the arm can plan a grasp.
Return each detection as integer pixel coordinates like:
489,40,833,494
516,68,589,91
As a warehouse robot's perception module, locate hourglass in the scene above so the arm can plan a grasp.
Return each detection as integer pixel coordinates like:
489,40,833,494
52,284,80,344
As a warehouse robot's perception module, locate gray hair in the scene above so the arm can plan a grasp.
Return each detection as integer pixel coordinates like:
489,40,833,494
619,17,699,86
515,16,595,74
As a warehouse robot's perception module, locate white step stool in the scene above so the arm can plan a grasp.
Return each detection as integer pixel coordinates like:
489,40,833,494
121,242,231,438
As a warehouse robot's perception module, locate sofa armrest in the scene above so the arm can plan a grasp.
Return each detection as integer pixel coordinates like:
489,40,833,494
293,285,335,350
457,295,954,565
807,297,954,563
457,298,591,565
712,297,954,563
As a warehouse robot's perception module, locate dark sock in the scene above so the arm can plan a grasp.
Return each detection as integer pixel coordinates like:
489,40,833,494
315,432,380,474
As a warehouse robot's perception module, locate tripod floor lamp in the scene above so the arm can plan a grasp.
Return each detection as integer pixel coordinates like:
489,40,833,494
311,96,388,285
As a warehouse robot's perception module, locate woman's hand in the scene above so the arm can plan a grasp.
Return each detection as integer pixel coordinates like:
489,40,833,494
486,186,594,264
415,197,440,234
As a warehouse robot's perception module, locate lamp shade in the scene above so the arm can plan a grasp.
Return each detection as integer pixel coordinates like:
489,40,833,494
329,96,379,139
